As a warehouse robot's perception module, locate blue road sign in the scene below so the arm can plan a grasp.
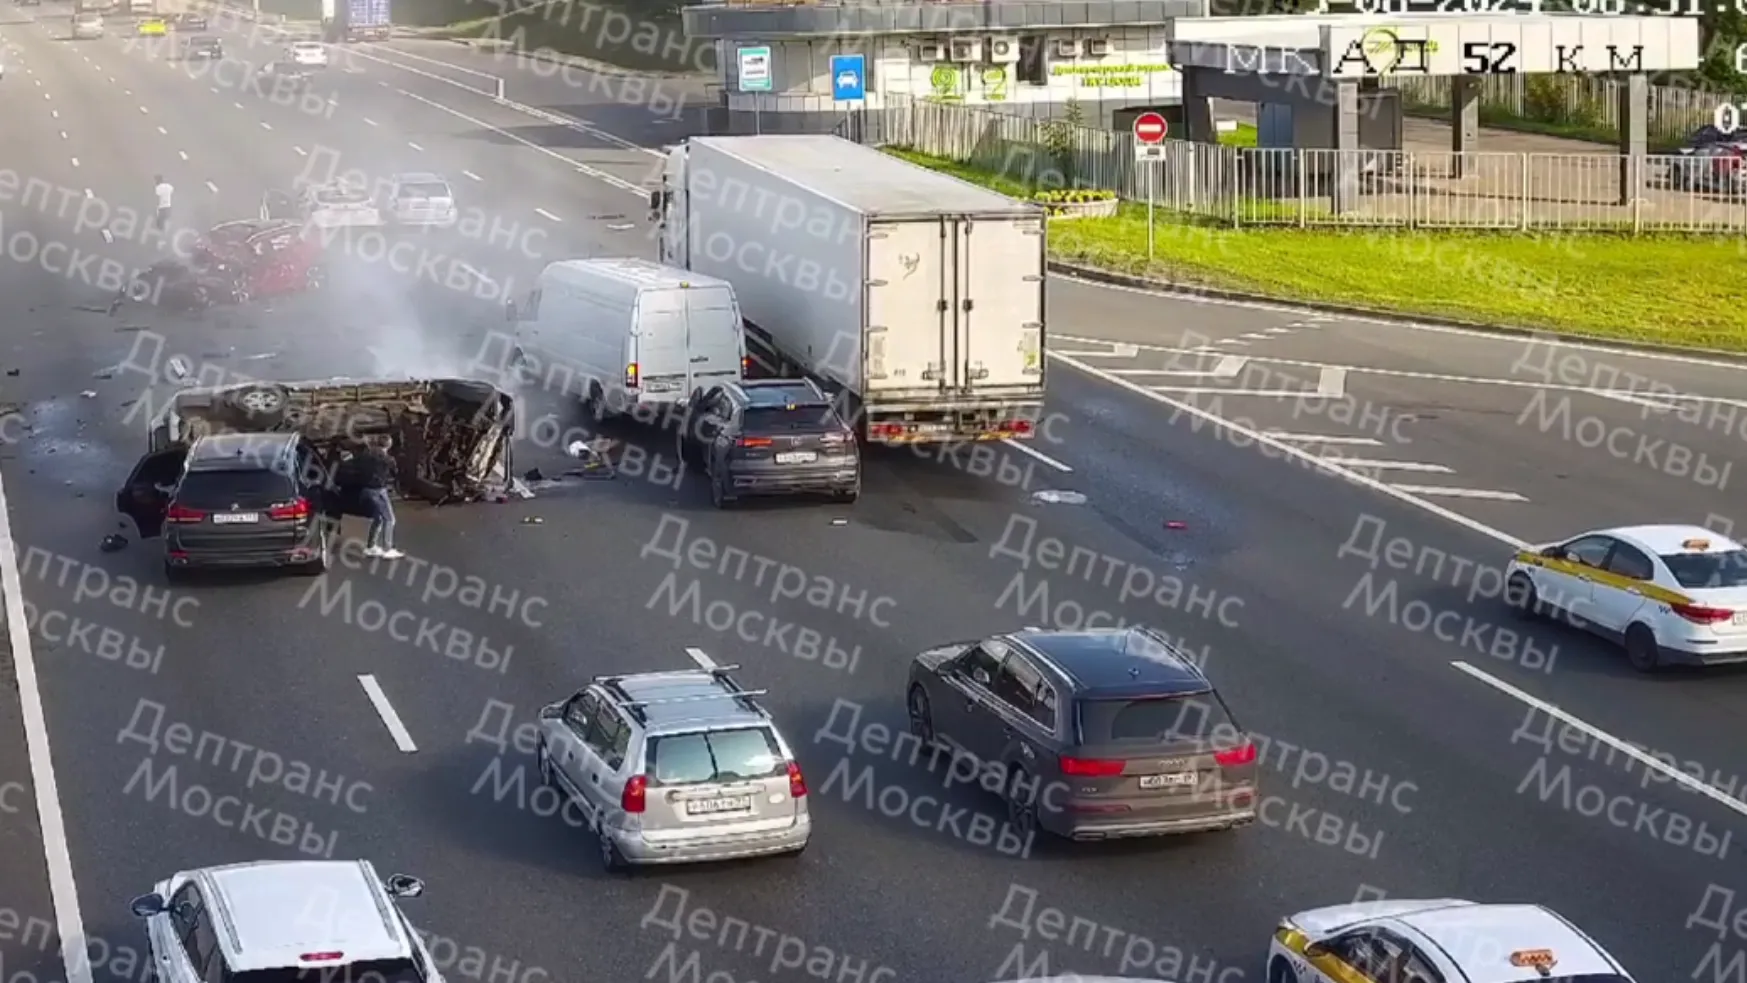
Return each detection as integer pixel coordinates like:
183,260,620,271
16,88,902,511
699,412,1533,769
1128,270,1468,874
830,54,865,102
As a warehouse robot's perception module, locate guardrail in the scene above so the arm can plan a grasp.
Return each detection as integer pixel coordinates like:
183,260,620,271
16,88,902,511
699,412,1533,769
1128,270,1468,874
849,96,1747,234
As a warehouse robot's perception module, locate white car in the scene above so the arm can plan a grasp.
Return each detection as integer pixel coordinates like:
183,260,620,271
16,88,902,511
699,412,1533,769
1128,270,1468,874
287,40,327,67
130,859,446,983
1504,523,1747,672
72,12,105,37
1268,899,1633,983
382,172,459,227
264,183,383,228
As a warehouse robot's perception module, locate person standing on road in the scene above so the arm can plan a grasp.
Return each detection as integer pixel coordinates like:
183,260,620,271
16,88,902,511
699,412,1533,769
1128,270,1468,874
354,437,402,559
152,174,173,231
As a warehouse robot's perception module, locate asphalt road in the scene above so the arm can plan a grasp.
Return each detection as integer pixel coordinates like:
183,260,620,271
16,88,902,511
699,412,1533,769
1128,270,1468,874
3,10,1747,983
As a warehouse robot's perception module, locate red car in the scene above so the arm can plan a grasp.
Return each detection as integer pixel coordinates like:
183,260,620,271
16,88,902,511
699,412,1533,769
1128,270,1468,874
133,220,327,309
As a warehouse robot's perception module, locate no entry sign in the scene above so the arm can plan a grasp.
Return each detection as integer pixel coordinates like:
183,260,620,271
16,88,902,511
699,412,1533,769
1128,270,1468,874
1133,112,1168,144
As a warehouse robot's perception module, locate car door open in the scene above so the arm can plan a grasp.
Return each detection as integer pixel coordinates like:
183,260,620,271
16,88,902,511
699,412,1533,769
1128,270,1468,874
117,447,188,539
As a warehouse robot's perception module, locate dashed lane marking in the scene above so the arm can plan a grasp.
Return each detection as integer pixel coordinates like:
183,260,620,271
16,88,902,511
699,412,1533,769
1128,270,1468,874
178,150,188,160
156,126,167,134
205,180,218,193
1005,439,1073,473
535,207,562,222
259,121,271,130
294,146,306,156
362,116,377,126
461,170,481,181
69,157,79,167
358,675,417,753
407,140,422,151
1317,367,1347,397
1385,485,1528,502
1265,433,1383,446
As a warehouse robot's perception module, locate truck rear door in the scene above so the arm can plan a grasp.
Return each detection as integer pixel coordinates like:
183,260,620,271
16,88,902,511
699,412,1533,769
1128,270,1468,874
866,219,953,399
956,215,1045,395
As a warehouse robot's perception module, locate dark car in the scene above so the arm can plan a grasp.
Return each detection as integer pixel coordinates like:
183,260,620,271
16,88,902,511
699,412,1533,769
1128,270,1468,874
675,379,859,508
117,432,332,579
906,627,1260,843
180,33,221,57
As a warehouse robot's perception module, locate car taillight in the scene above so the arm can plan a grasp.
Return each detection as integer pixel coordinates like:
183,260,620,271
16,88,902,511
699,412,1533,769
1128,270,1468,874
787,761,807,798
741,356,750,376
1673,602,1735,625
868,423,903,439
165,504,205,523
622,775,647,813
268,498,310,520
1002,419,1033,435
1214,743,1258,767
737,437,772,448
1059,756,1126,777
299,953,344,962
625,363,639,388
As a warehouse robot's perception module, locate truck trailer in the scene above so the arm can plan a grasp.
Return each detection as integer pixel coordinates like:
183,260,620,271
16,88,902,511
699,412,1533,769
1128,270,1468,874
651,135,1047,447
323,0,388,42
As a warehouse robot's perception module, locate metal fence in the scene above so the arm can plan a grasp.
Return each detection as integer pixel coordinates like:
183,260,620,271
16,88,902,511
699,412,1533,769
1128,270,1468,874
851,96,1747,233
1382,74,1733,148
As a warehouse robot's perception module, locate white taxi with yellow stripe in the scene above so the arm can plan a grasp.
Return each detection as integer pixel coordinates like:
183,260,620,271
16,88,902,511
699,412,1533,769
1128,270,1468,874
1503,524,1747,672
1268,899,1632,983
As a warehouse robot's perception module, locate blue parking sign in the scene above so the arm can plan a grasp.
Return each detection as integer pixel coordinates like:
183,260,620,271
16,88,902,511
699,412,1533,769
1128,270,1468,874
830,54,865,102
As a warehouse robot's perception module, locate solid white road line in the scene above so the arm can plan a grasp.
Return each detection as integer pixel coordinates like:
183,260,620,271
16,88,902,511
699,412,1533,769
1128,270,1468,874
0,469,95,983
1594,391,1680,412
1386,484,1528,502
1051,352,1532,548
1330,459,1453,473
1005,439,1073,472
686,647,718,669
1317,367,1347,397
1264,433,1384,445
357,675,417,752
1452,660,1747,819
1144,387,1326,397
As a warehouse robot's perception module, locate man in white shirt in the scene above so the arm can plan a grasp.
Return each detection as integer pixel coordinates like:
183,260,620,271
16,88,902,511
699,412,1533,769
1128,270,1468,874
152,175,173,230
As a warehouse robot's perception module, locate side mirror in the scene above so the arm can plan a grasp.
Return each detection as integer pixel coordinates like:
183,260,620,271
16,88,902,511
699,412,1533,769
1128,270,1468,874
384,874,424,899
130,893,167,918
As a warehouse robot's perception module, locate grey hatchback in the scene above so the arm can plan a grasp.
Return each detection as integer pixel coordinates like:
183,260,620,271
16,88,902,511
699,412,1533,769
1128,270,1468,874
906,627,1259,842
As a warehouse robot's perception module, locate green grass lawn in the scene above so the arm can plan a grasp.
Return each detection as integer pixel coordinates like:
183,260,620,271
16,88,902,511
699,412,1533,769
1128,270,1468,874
887,147,1747,351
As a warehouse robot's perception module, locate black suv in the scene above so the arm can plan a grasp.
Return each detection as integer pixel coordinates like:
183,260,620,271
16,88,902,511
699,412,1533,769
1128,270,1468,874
117,432,332,579
181,33,222,58
675,379,859,508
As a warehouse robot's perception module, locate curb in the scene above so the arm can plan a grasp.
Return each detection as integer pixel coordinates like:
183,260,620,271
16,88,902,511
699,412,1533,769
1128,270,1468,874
1047,260,1747,365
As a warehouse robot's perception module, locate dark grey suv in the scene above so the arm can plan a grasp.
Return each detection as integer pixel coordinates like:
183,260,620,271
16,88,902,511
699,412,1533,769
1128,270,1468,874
675,379,859,508
118,432,332,579
906,627,1260,842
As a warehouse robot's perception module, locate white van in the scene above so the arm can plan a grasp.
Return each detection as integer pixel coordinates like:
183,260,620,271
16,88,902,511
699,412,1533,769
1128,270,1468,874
509,259,745,418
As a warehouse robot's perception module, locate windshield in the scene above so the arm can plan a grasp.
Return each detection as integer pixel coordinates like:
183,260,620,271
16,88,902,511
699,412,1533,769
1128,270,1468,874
397,182,450,199
648,728,785,786
1661,550,1747,589
1077,693,1236,745
231,959,423,983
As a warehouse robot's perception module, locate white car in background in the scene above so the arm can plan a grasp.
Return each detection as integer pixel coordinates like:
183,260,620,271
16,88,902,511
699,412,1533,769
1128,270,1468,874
287,40,328,68
72,11,105,37
382,172,459,227
264,183,383,229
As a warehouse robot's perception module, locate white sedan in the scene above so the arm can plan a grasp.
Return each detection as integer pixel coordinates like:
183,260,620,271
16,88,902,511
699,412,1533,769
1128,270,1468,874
1504,523,1747,672
287,40,328,67
1268,899,1633,983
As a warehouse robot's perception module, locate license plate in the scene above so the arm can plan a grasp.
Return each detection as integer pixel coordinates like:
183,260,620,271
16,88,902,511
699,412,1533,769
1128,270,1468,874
212,513,259,524
1140,772,1197,789
775,452,817,464
685,796,751,815
1734,612,1747,625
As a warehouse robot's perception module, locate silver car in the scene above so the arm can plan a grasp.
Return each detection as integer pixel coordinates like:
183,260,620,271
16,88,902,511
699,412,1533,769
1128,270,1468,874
384,172,459,227
72,12,104,37
535,661,811,870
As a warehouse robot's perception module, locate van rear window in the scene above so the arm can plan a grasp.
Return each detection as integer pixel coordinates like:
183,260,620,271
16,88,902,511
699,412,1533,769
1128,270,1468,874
1077,694,1235,744
649,728,784,786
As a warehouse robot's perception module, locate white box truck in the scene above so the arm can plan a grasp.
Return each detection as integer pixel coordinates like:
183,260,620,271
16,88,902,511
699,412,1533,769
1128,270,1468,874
651,135,1047,447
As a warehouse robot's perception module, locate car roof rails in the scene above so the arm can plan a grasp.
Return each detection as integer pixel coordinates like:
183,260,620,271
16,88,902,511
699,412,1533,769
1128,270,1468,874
592,664,745,686
591,666,767,723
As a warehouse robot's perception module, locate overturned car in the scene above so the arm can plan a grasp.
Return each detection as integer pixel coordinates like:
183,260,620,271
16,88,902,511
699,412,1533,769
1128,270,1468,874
117,378,516,575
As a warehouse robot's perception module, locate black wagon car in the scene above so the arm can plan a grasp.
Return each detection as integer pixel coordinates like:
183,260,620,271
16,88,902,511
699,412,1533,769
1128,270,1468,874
675,379,859,508
905,627,1261,843
180,33,222,58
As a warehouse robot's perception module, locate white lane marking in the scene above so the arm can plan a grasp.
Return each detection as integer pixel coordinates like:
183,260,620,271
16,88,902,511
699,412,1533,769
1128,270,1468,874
232,101,243,109
1238,332,1269,341
1214,356,1248,379
259,121,271,130
406,140,423,151
535,207,562,222
42,92,49,99
462,169,481,182
357,674,417,753
1215,338,1249,346
454,262,495,288
294,146,307,156
1005,439,1073,473
1142,387,1329,397
156,125,167,135
125,89,133,95
205,180,218,193
1264,433,1384,446
1386,484,1528,501
362,116,377,126
1264,326,1294,334
59,131,67,140
178,150,189,160
210,85,219,93
1318,367,1347,397
0,467,96,983
1596,391,1681,412
1330,459,1454,473
49,109,57,119
391,87,646,196
1452,660,1747,819
1052,352,1531,548
686,647,718,669
69,157,79,167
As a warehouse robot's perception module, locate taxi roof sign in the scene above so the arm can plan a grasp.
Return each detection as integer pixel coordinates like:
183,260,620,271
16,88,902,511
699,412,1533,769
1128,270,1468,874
1683,538,1712,550
1509,950,1557,970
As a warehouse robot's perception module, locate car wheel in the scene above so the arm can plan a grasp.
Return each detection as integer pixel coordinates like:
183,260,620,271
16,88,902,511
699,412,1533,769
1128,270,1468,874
162,561,187,586
536,741,556,787
1504,573,1540,618
599,830,629,873
126,278,154,302
1625,623,1662,673
907,686,935,747
1005,766,1040,839
230,384,289,423
1268,956,1301,983
297,530,330,576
